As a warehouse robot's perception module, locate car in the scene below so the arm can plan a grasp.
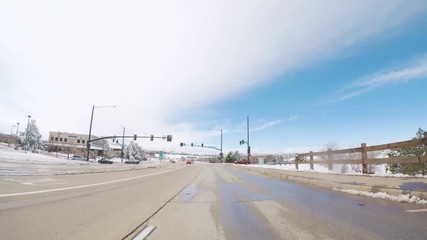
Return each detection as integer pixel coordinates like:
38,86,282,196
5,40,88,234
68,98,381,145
170,159,176,163
235,159,250,164
186,160,192,164
98,158,113,164
72,155,85,161
125,159,140,164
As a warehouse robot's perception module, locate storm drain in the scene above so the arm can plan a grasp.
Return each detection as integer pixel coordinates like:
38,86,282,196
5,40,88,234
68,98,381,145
133,225,156,240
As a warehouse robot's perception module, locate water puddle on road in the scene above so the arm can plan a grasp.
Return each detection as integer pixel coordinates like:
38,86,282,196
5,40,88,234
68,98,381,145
216,171,281,240
400,182,427,191
179,184,199,203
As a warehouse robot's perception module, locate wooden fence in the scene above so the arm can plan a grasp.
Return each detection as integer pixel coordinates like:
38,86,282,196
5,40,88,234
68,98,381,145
294,133,427,174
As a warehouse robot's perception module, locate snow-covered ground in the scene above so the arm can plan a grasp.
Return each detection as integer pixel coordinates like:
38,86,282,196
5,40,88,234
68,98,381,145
0,144,166,176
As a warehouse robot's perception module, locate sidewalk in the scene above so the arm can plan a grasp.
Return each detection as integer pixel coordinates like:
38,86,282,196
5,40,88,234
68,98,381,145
234,165,427,203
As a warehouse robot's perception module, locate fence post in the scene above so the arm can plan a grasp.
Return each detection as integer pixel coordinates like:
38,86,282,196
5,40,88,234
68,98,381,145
361,143,368,174
327,148,333,170
295,153,299,170
310,151,314,170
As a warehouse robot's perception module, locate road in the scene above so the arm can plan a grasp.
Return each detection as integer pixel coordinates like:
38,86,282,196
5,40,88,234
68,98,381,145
1,163,426,240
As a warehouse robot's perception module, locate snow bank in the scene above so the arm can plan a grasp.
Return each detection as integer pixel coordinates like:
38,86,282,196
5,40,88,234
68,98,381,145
333,188,427,205
0,148,89,165
247,163,427,178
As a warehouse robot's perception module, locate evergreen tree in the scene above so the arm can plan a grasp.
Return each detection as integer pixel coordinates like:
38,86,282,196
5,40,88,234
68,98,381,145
21,119,42,151
225,151,241,163
387,128,426,175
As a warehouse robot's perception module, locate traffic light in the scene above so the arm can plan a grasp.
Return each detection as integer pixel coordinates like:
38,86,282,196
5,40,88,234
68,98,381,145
166,135,172,142
150,135,154,141
180,142,184,147
134,134,137,140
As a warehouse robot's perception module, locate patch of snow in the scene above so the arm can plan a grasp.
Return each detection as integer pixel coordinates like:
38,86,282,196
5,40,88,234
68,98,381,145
334,188,427,204
246,163,427,178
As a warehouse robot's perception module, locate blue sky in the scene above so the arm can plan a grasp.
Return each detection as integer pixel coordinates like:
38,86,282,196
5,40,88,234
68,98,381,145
1,1,426,155
174,14,427,153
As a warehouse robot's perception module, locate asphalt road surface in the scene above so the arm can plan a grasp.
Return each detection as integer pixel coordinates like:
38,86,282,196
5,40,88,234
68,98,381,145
1,163,426,240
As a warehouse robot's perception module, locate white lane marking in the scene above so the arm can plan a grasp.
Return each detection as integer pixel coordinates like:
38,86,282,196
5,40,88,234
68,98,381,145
405,208,427,213
0,167,183,198
133,225,156,240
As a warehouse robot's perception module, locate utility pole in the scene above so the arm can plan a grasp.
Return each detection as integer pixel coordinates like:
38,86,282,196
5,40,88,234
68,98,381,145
15,122,20,148
121,127,125,163
9,124,15,146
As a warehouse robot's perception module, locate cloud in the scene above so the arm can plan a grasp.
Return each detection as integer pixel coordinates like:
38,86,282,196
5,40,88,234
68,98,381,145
287,115,300,121
252,120,283,132
335,56,427,102
1,1,426,150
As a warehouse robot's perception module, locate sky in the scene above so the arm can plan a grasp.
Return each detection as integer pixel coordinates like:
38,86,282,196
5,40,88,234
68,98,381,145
1,0,427,155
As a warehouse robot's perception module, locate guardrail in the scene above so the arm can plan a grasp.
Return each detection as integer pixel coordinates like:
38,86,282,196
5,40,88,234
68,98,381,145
294,133,427,174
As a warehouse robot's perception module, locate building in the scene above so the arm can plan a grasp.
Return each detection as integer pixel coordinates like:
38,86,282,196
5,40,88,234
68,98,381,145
46,131,107,157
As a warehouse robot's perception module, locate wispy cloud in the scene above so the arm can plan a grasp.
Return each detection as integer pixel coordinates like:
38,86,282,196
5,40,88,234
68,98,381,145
252,120,283,132
287,114,300,121
335,56,427,102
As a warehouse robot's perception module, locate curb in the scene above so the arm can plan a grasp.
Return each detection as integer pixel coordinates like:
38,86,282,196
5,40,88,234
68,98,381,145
233,165,427,201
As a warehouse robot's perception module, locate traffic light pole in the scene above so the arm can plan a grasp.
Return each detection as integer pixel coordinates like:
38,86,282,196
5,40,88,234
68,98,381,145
247,116,250,163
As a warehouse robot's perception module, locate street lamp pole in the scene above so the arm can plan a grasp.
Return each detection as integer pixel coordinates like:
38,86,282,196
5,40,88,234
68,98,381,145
15,122,20,148
9,124,15,146
87,105,95,161
16,123,20,136
121,127,125,163
86,105,116,161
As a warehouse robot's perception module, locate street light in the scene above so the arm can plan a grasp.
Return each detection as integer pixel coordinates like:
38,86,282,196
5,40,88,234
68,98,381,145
16,123,20,136
87,105,116,161
121,127,125,163
9,124,15,146
15,123,20,148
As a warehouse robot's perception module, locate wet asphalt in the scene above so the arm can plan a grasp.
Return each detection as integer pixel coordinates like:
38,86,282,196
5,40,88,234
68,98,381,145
193,166,427,240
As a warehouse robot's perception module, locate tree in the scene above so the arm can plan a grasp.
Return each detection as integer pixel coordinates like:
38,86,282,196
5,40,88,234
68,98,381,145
21,119,42,151
124,141,145,160
387,128,426,175
225,151,240,163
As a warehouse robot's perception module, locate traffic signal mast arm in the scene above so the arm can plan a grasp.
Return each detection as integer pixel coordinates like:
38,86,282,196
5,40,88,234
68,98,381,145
88,135,172,144
180,143,221,152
